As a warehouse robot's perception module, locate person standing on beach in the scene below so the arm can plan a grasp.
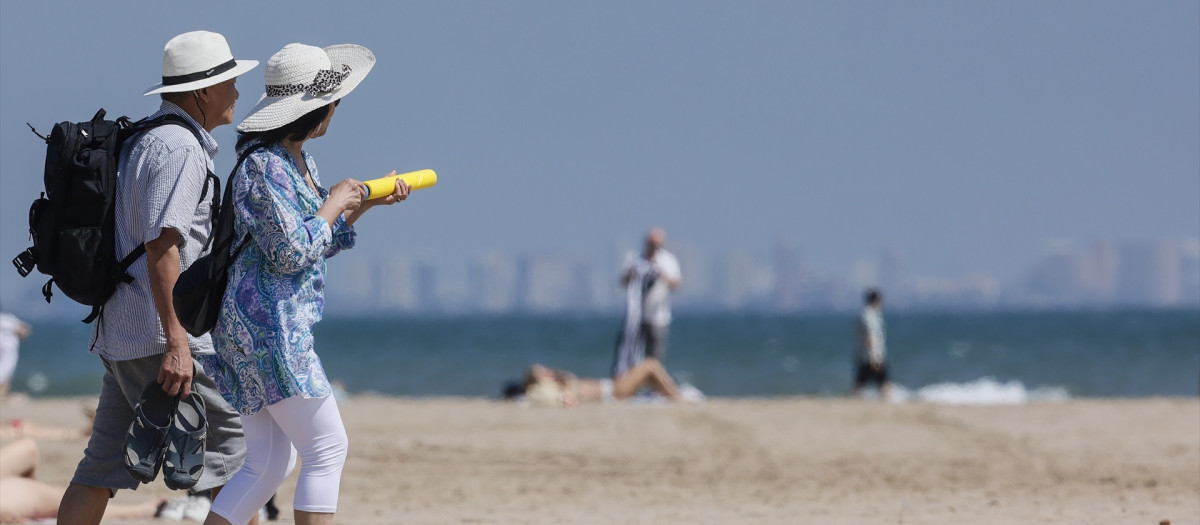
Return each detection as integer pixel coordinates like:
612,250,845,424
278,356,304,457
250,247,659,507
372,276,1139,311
195,42,410,525
613,227,682,378
0,308,32,399
57,31,259,525
853,288,892,400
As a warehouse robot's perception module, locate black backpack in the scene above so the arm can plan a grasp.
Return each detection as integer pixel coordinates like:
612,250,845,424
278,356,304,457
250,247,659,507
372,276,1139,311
172,144,258,337
12,108,218,323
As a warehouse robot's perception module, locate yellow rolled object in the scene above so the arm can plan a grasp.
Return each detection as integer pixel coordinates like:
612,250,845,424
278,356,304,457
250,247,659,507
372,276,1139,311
362,169,438,199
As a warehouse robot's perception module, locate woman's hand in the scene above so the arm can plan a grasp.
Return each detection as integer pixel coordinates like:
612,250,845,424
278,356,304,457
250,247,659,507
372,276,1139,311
345,177,411,226
329,179,366,212
318,179,364,226
379,177,411,205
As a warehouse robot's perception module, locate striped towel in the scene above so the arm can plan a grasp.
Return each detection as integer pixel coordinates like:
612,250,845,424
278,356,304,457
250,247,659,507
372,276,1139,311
611,258,656,378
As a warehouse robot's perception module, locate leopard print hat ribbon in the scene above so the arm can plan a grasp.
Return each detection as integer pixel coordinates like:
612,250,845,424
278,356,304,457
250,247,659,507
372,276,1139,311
265,64,352,97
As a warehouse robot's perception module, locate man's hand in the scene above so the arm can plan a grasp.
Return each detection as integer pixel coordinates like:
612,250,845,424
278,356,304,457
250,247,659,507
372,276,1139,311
159,339,193,397
652,262,681,290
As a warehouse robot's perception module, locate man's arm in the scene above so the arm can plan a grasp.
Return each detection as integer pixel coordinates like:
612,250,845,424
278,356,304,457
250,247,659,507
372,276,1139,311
662,272,681,291
659,255,682,291
15,320,31,340
620,268,633,287
145,228,193,397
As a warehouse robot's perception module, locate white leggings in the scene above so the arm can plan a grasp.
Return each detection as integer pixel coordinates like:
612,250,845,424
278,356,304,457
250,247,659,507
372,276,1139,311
210,395,348,524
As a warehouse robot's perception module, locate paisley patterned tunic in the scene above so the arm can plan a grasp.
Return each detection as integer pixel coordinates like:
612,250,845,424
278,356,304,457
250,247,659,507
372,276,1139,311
198,142,355,415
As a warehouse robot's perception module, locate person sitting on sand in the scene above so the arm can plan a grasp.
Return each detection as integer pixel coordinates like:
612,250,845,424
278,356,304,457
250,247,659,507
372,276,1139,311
512,357,693,406
0,437,164,522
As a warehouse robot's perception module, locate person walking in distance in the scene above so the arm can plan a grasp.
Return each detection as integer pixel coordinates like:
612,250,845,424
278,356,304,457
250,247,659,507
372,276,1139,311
853,288,892,400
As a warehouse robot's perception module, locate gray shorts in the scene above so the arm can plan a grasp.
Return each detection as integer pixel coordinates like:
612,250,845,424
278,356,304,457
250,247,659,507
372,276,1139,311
72,354,246,494
640,322,669,362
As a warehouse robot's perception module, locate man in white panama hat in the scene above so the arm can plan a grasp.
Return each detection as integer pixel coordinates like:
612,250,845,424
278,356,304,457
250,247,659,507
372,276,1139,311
58,30,260,525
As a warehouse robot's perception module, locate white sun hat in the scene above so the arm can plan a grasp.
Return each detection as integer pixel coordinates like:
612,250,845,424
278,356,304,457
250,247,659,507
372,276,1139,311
143,31,259,96
237,43,375,133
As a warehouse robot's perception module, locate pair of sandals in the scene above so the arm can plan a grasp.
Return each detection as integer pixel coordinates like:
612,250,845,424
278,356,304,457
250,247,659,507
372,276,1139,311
124,381,207,490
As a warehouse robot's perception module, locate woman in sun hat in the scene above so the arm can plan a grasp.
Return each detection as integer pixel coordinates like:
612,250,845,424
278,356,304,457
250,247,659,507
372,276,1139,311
197,42,410,525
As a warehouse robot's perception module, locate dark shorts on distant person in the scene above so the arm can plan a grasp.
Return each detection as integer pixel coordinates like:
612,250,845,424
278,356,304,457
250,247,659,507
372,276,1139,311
640,322,669,362
71,353,246,494
854,360,889,387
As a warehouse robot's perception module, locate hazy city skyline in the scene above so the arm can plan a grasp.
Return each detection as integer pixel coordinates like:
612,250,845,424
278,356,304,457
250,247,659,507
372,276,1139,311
10,233,1195,320
324,234,1200,313
2,2,1197,317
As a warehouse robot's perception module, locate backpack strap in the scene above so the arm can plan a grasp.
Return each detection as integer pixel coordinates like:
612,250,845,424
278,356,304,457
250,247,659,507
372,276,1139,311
88,116,218,326
81,243,148,324
199,169,222,252
215,144,265,256
123,114,219,212
112,114,220,276
129,114,219,207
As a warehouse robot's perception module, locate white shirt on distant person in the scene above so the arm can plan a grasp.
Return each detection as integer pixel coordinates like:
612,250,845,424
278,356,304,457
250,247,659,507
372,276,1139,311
624,249,681,327
857,306,886,364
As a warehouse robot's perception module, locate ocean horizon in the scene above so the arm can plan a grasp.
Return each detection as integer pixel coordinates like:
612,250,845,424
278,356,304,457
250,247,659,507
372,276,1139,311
7,308,1198,404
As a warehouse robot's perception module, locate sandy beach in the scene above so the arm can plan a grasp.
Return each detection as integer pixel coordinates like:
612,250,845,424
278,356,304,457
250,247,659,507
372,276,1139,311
2,395,1196,524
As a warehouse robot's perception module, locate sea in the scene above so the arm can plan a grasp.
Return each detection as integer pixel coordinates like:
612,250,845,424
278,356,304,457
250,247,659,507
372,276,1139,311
7,309,1199,404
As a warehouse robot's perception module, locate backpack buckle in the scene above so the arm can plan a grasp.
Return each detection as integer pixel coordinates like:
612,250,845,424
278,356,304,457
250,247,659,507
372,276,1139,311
12,249,36,277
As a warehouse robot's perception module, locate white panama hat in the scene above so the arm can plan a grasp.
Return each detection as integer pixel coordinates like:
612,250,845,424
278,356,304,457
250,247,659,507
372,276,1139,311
237,43,375,133
143,31,258,96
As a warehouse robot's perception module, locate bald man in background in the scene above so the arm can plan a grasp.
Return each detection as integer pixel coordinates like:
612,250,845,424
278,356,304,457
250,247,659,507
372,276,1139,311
613,228,682,377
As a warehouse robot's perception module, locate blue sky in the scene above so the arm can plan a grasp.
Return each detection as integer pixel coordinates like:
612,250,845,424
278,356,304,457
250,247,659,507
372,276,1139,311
1,1,1197,313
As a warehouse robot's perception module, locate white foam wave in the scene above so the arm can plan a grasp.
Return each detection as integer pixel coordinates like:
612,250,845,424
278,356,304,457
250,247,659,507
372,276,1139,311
889,377,1069,405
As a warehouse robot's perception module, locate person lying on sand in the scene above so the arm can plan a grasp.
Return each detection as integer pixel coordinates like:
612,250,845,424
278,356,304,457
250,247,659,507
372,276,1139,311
0,407,94,441
510,357,696,406
0,437,164,522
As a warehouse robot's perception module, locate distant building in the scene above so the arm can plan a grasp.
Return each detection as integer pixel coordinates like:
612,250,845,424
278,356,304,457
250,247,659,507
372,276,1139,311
908,274,999,308
515,254,594,312
377,257,421,312
1181,239,1200,306
326,256,374,313
713,251,760,311
469,253,518,313
772,243,804,311
414,262,439,311
1078,240,1118,304
1117,239,1181,306
1024,243,1086,306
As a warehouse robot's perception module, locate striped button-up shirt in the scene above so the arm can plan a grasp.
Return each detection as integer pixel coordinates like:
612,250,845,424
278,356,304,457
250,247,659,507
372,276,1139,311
90,101,217,360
